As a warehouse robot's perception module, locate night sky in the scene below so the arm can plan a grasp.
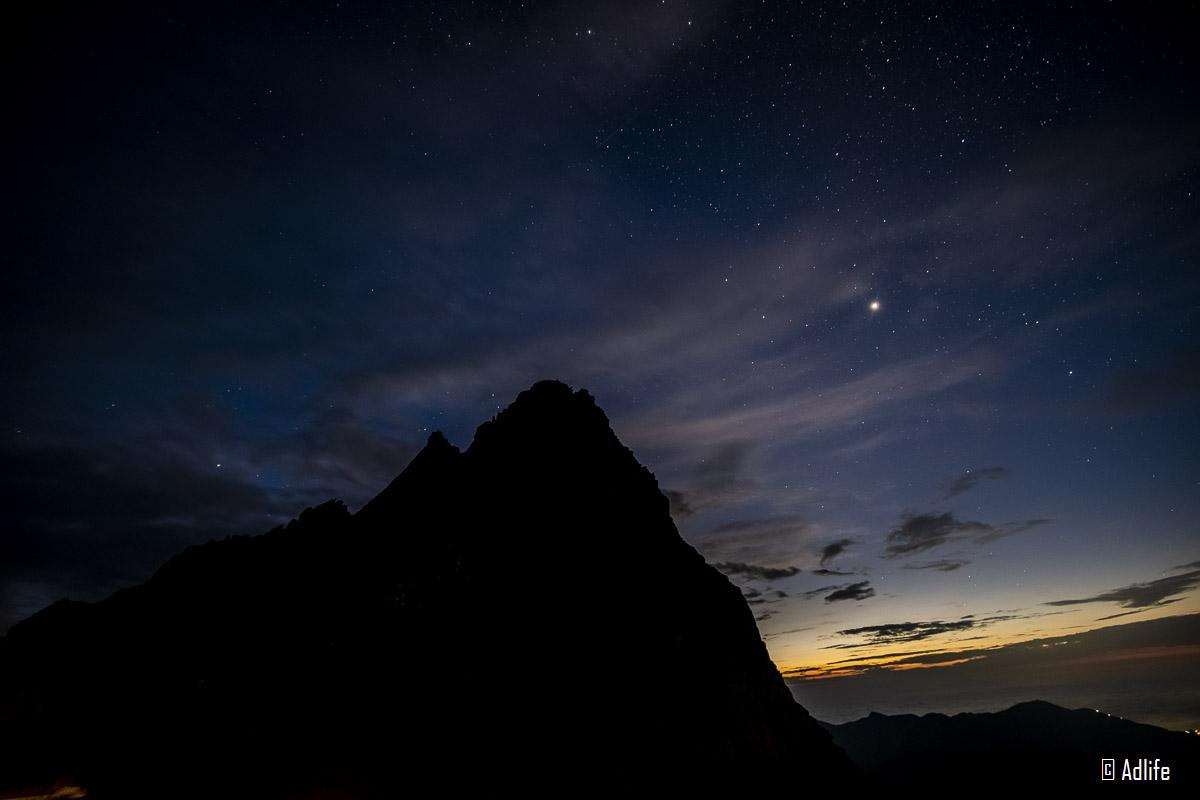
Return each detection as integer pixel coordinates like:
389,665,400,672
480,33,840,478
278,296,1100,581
4,1,1198,729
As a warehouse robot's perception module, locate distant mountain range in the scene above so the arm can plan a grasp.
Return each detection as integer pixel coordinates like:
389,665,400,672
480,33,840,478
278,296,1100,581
822,699,1199,787
0,381,861,798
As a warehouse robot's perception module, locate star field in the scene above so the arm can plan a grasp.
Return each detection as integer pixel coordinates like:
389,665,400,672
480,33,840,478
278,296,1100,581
2,0,1198,728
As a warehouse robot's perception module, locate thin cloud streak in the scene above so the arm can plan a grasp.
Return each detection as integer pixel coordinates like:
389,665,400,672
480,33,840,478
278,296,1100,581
825,581,875,604
882,512,1051,559
691,515,820,569
714,561,802,582
904,559,971,572
944,467,1012,499
623,348,995,454
1046,569,1200,611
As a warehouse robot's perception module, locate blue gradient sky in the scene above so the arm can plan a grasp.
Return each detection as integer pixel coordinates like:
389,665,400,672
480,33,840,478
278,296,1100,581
3,0,1197,726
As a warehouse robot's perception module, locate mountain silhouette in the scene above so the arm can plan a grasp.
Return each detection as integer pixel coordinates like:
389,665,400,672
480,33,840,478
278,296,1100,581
822,699,1200,787
0,380,860,797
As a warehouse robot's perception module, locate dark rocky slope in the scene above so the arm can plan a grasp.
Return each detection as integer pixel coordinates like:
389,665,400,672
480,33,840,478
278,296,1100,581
822,700,1199,787
0,381,859,797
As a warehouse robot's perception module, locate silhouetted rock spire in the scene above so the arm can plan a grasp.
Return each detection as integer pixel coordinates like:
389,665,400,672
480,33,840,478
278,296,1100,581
0,380,860,797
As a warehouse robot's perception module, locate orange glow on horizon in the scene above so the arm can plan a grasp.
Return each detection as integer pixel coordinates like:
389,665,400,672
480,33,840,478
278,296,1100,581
0,779,88,800
886,655,984,671
783,652,985,679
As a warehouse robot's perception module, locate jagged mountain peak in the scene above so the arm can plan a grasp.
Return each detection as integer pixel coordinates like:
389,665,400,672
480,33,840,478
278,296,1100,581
0,381,860,797
469,379,617,456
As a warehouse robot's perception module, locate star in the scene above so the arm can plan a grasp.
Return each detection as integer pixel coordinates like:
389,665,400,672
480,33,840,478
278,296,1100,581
869,300,881,312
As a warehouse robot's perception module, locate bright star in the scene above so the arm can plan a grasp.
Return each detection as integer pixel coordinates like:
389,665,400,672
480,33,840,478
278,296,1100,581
869,300,881,312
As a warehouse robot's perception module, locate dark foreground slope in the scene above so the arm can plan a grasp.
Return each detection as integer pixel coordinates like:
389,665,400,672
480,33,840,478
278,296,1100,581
822,700,1200,788
0,381,860,797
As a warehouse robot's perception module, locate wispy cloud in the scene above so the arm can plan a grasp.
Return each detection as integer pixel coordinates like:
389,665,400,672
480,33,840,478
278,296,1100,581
714,561,801,581
788,613,1200,691
662,440,759,520
944,466,1012,499
881,512,989,558
903,120,1199,291
825,581,875,604
976,518,1052,544
882,511,1050,558
904,559,971,572
819,538,854,568
826,614,1022,649
1045,569,1200,612
829,619,978,647
690,515,819,568
623,349,996,456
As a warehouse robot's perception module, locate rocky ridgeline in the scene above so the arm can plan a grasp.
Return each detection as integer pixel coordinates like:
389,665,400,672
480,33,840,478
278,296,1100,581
0,381,860,797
